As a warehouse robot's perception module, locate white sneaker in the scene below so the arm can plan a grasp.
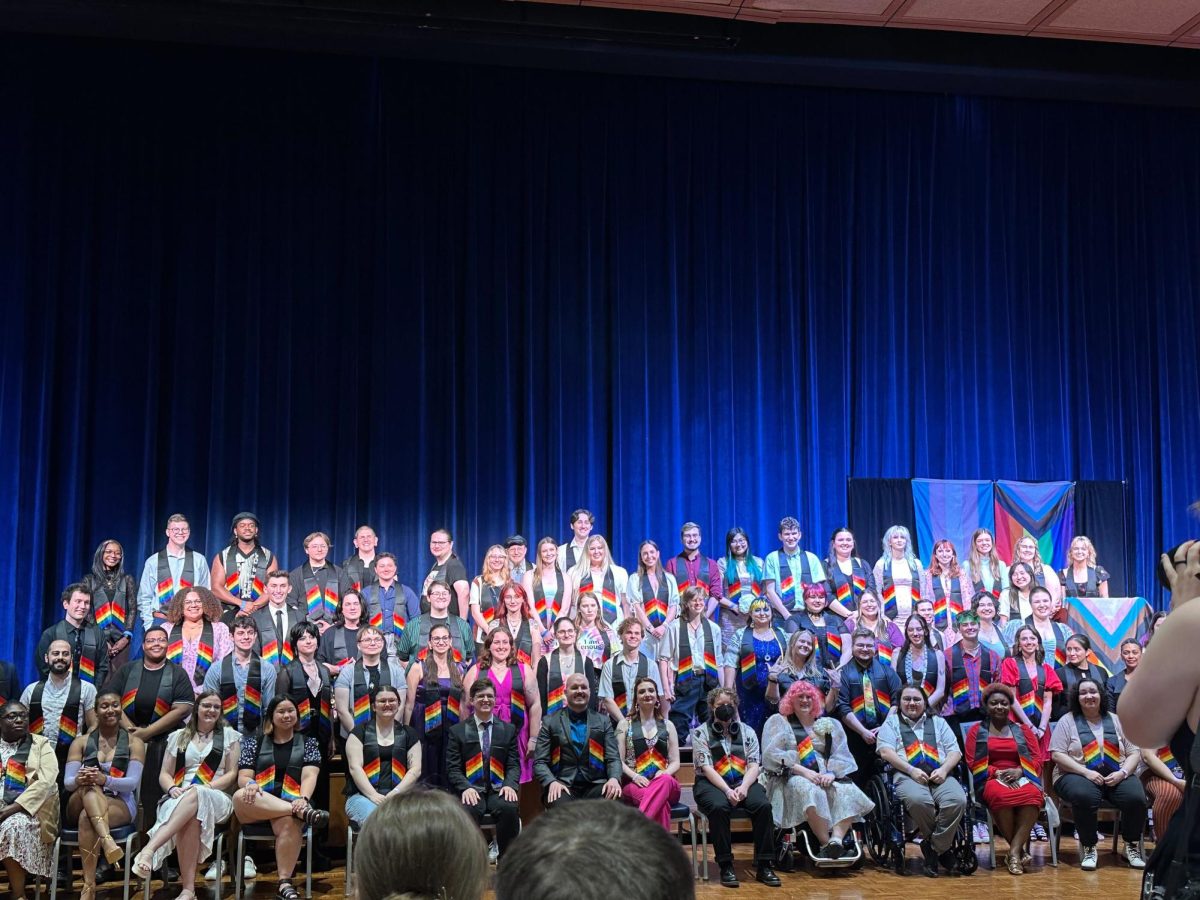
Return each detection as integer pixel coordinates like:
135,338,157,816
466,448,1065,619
973,823,989,844
1124,844,1146,869
1080,845,1098,871
243,856,258,879
488,840,499,864
204,860,223,881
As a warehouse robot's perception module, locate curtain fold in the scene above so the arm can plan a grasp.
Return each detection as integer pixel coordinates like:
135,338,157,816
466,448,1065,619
0,36,1197,677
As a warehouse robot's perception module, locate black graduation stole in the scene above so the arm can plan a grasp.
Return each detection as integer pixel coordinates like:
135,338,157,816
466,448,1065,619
475,581,502,629
532,568,565,631
799,613,844,669
220,655,263,732
1015,660,1044,723
970,723,1041,795
303,566,339,622
1,736,33,804
898,716,941,773
28,677,83,745
610,654,649,718
221,544,270,606
708,729,748,787
363,584,407,637
948,644,994,713
775,551,815,612
900,647,938,702
253,733,305,800
350,660,393,730
675,619,720,691
328,626,359,669
577,568,620,626
53,620,101,685
880,557,920,620
420,680,463,736
84,728,131,779
173,728,226,786
463,719,506,790
827,558,869,614
545,650,585,717
359,720,407,791
155,550,195,615
671,554,711,595
488,665,527,733
120,663,177,725
285,660,333,743
501,617,534,668
929,574,964,631
1062,566,1099,598
1075,713,1122,774
789,717,823,770
631,718,669,777
971,561,1002,601
415,615,466,665
639,572,670,629
168,620,216,685
92,577,131,632
737,626,785,689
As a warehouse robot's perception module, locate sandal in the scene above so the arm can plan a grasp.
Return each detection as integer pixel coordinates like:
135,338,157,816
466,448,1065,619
1006,854,1024,875
174,891,197,900
132,849,154,879
277,878,301,900
297,806,330,829
91,814,125,864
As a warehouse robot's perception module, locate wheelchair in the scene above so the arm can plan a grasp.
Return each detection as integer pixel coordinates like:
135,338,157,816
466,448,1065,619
860,761,979,876
774,822,865,873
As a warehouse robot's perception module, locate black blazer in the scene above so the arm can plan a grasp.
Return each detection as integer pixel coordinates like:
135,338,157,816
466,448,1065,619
533,708,621,788
446,717,521,794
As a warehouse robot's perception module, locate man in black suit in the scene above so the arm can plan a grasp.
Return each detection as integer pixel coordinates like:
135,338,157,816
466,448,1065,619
533,673,621,808
447,678,523,857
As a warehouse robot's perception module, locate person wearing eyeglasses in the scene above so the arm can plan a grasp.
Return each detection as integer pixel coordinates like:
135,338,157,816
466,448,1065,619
0,701,60,898
137,514,211,631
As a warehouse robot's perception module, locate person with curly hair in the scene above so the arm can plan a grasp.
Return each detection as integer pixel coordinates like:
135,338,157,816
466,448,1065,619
162,586,234,694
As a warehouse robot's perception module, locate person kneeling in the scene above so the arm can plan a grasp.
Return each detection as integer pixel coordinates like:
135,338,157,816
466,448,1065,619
760,681,874,860
691,688,780,888
233,697,329,900
534,674,621,806
876,684,965,877
447,680,522,860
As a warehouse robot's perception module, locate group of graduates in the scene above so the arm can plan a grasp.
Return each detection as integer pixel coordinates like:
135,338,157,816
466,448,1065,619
0,509,1178,897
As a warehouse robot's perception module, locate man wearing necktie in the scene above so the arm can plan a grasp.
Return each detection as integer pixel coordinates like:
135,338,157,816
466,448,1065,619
836,629,902,788
447,679,522,858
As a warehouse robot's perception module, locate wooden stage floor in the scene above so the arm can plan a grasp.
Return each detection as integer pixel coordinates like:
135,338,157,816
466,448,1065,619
80,833,1145,900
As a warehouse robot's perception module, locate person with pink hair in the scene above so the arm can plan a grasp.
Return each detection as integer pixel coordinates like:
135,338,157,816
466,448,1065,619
760,681,874,859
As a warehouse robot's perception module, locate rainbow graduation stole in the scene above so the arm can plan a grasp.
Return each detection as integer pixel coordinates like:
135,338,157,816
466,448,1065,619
121,662,176,724
476,582,501,627
876,639,896,665
640,573,669,629
970,564,1002,602
737,626,784,689
222,545,268,610
1157,747,1185,779
173,727,225,786
421,683,462,736
790,720,819,770
588,736,606,774
53,620,101,685
368,607,407,636
286,661,332,742
465,720,507,790
675,620,720,689
579,568,619,625
899,716,941,773
532,569,564,630
880,557,918,620
902,648,937,703
971,723,1041,795
155,552,195,616
632,718,669,777
28,677,82,746
709,731,748,787
930,575,963,631
93,583,128,632
774,550,814,611
304,570,339,621
611,653,649,717
948,644,995,714
219,655,263,731
361,721,407,790
259,611,296,668
848,664,891,725
502,619,534,669
254,733,304,801
670,554,711,596
493,665,527,733
168,621,215,685
84,727,130,780
351,660,395,729
830,560,868,611
1,737,32,804
224,570,266,606
1076,714,1122,775
725,562,763,614
545,650,583,717
1015,662,1044,722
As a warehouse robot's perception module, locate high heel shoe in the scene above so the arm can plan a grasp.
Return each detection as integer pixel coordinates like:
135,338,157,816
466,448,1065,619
132,848,154,879
91,814,125,864
296,806,330,830
79,845,100,900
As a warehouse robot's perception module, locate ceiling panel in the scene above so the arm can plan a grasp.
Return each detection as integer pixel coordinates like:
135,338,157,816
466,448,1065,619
896,0,1059,27
1039,0,1200,35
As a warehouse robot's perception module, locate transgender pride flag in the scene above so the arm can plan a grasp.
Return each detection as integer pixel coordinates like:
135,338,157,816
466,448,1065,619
912,479,994,562
993,481,1075,570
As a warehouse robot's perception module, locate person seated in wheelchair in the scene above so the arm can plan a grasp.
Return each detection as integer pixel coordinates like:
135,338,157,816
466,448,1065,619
876,683,967,877
760,681,874,861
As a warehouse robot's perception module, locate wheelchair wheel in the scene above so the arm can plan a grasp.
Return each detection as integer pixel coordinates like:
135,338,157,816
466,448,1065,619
864,776,903,871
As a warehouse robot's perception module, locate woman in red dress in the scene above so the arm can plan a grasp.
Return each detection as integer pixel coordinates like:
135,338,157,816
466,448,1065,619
965,683,1045,875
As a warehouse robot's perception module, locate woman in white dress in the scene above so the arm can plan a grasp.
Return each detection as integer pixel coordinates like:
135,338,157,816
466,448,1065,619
133,691,240,898
760,681,874,858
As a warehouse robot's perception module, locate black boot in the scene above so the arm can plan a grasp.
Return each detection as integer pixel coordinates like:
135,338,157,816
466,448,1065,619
755,863,781,887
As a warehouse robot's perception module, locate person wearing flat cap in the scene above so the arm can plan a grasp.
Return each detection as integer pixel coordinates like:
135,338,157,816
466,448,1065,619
211,513,279,626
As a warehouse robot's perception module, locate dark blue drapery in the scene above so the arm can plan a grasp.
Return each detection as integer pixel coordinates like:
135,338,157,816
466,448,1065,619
1,36,1197,679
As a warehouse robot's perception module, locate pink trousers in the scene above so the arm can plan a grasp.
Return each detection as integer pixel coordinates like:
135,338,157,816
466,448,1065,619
623,774,682,830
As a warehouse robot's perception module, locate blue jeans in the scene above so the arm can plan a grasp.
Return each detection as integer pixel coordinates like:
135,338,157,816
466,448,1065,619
345,794,380,826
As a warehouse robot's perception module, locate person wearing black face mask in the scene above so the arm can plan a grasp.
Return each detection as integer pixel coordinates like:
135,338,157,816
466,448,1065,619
691,688,779,888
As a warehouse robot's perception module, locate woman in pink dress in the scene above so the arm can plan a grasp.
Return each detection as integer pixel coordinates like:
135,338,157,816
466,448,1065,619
463,629,541,782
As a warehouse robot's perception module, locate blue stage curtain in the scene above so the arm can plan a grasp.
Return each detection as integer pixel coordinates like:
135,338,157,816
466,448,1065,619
1,37,1198,677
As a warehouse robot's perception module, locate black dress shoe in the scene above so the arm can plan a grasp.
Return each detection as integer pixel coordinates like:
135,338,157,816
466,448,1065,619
922,842,939,878
719,866,740,888
95,860,116,883
755,864,782,887
938,850,959,874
